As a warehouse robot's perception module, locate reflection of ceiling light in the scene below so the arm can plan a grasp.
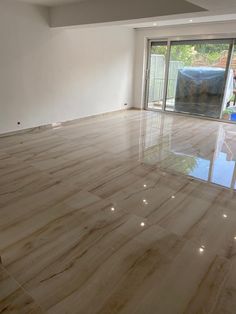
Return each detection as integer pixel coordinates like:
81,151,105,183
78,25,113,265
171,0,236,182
143,199,148,204
140,222,146,227
111,207,115,211
153,22,157,26
171,195,175,199
199,245,205,253
143,184,147,188
222,214,228,219
189,19,193,22
234,236,236,240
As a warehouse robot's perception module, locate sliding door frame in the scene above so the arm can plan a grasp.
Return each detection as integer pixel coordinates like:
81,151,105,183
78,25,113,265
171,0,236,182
162,39,171,112
144,39,169,111
220,40,235,119
144,35,235,122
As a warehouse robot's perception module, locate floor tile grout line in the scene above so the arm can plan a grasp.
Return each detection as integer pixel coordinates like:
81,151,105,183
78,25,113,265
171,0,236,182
0,263,46,313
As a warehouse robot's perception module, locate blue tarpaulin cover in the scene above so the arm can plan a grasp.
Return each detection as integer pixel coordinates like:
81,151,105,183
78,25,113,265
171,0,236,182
175,67,225,118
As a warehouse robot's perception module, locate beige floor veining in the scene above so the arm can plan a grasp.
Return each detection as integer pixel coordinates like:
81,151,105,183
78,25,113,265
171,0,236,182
1,109,236,313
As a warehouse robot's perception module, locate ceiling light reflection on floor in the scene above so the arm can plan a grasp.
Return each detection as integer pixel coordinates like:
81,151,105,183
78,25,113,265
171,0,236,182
198,245,205,254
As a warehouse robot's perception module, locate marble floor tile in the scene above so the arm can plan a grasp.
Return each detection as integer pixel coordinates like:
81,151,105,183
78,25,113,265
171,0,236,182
0,189,101,251
0,265,42,313
46,231,234,314
1,109,236,313
109,170,191,217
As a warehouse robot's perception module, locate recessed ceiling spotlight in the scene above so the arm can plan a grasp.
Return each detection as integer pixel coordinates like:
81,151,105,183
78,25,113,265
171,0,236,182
153,22,157,26
52,122,62,129
189,19,193,22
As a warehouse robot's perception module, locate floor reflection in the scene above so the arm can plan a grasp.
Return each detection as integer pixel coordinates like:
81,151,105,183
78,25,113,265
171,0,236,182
141,113,236,190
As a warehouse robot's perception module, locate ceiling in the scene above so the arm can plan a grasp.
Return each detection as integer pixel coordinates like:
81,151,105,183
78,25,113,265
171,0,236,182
189,0,236,11
16,0,83,6
15,0,236,28
129,0,236,28
16,0,236,10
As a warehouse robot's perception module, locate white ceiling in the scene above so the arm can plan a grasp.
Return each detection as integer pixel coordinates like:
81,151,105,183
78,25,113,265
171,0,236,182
14,0,236,28
129,0,236,28
15,0,236,10
16,0,83,6
189,0,236,11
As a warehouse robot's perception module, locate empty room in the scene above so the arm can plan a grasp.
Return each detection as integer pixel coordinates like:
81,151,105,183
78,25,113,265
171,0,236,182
1,0,236,313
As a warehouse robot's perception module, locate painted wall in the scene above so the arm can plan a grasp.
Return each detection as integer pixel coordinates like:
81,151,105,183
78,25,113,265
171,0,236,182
133,21,236,109
0,0,134,134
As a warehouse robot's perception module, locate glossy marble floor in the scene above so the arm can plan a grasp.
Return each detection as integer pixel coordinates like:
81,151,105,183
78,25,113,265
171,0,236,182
1,109,236,313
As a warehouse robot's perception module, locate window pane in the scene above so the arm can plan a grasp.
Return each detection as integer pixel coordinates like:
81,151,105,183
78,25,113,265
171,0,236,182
147,42,168,110
222,44,236,121
165,40,231,118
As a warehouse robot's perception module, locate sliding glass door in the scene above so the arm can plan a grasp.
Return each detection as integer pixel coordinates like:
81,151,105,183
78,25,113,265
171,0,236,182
146,38,235,121
147,41,168,110
165,39,232,118
222,44,236,121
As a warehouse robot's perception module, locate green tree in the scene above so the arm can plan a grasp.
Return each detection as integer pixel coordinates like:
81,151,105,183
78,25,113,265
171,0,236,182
151,45,195,66
151,42,231,67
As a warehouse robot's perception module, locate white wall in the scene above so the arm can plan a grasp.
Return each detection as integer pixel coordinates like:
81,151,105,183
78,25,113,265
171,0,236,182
133,21,236,109
0,0,134,134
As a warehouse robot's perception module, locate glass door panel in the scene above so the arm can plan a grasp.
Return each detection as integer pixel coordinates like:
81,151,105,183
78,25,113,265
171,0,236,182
165,39,232,118
147,42,168,110
222,43,236,121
